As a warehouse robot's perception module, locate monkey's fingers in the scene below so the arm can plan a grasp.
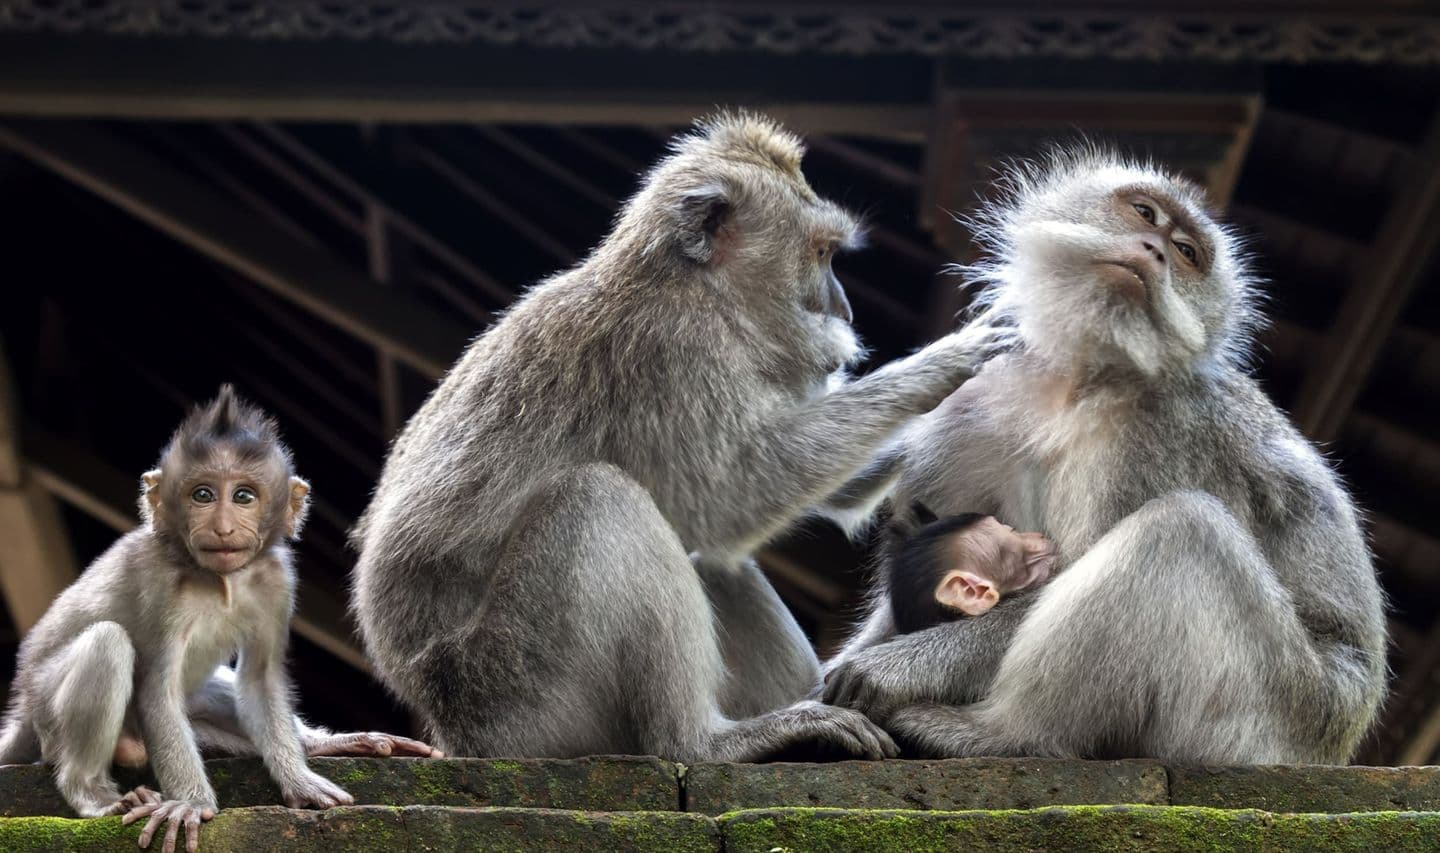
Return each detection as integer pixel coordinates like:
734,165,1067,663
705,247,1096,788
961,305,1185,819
162,810,182,853
122,801,163,827
383,735,444,758
184,808,204,853
136,804,171,847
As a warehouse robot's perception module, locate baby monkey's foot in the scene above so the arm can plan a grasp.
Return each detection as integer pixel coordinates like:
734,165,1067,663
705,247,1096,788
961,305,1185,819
103,784,163,816
305,731,444,758
281,769,354,810
122,794,215,853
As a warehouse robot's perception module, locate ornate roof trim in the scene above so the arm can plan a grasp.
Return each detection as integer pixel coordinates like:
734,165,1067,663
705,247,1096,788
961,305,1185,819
0,2,1437,64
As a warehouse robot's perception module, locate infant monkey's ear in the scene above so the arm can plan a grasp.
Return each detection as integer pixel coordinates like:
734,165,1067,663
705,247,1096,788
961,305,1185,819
936,570,1001,617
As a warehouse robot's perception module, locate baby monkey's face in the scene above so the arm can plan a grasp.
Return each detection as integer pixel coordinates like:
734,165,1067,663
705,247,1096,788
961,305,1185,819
937,517,1056,616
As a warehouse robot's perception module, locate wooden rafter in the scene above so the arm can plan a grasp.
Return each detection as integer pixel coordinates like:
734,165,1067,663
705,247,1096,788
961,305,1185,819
1291,118,1440,444
0,345,77,634
0,120,471,379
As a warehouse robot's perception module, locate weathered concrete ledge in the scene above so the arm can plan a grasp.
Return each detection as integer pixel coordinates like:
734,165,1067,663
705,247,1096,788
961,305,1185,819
4,756,1440,818
6,805,1440,853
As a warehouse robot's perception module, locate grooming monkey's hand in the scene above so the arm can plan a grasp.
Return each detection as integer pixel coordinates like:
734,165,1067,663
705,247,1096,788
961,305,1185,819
122,794,215,853
823,643,929,725
947,315,1021,373
304,731,444,758
280,770,354,810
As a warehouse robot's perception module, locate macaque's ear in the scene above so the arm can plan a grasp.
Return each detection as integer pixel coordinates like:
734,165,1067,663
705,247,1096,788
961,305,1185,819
139,470,163,522
672,183,733,265
285,476,311,538
936,570,1000,617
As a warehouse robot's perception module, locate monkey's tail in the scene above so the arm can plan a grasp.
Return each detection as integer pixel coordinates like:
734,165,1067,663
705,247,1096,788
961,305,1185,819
0,714,40,765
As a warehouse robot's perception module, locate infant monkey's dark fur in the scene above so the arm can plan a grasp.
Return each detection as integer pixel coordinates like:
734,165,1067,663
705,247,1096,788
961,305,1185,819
888,506,1055,634
0,386,435,853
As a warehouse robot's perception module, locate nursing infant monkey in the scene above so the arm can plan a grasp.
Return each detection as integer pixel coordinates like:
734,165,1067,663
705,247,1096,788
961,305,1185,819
826,149,1386,765
888,508,1055,633
0,387,436,853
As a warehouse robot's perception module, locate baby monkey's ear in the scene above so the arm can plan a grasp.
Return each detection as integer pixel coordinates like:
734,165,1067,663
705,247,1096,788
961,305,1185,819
139,470,163,522
285,476,311,538
936,570,1000,617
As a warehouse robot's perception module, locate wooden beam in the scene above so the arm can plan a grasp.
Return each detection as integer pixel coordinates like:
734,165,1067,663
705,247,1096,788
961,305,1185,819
1291,119,1440,444
0,35,931,140
0,348,76,633
0,120,471,379
0,479,78,633
0,342,20,489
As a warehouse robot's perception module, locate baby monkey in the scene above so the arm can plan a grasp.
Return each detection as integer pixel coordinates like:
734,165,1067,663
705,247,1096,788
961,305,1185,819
888,508,1056,634
0,386,436,853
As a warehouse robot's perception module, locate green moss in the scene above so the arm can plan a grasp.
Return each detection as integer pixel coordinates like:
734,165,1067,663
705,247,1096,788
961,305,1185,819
0,816,139,851
719,805,1440,853
332,762,377,788
487,760,525,774
406,759,462,803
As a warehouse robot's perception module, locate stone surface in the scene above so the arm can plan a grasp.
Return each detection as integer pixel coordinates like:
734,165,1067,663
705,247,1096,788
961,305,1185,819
1168,764,1440,813
405,806,718,852
0,807,717,852
0,756,679,817
720,805,1440,852
684,758,1168,813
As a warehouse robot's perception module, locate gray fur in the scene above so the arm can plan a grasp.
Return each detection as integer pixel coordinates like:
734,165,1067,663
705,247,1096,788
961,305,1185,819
350,112,1011,761
0,388,355,849
824,149,1387,765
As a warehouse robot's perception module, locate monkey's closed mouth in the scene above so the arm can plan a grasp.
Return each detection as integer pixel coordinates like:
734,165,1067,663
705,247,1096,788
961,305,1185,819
1094,260,1149,295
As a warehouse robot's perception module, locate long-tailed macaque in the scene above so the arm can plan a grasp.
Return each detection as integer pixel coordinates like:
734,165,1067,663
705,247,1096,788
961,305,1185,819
351,113,1013,762
825,149,1387,765
0,387,436,853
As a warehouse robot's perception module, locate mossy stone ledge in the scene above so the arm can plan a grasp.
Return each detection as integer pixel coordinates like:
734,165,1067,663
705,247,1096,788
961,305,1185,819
5,757,1440,851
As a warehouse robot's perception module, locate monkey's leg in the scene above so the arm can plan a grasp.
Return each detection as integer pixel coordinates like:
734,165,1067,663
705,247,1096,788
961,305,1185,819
31,622,135,815
695,556,820,719
889,491,1317,763
182,668,438,758
422,463,894,762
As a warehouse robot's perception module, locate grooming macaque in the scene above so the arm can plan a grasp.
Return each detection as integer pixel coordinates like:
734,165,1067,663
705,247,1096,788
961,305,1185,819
888,510,1055,633
0,387,436,853
352,113,1013,762
825,149,1386,764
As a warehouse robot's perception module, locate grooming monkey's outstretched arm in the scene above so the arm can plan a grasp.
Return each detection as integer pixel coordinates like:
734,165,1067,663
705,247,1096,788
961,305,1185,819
703,325,1011,554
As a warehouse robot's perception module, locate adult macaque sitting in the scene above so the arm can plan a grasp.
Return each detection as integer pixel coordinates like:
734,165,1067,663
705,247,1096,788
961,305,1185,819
887,509,1056,632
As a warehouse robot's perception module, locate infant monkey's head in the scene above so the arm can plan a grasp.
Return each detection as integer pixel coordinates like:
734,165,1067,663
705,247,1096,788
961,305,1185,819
889,511,1056,634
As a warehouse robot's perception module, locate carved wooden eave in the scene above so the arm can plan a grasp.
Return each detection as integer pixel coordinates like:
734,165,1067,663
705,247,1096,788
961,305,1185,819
0,0,1437,64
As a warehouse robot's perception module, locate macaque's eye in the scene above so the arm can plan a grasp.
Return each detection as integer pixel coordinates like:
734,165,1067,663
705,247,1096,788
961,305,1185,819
1132,202,1157,225
191,486,216,504
1172,240,1198,265
233,487,258,505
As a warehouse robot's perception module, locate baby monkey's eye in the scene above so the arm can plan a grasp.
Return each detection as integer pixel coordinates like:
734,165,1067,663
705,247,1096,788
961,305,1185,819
191,486,216,504
1132,202,1157,225
1173,240,1198,265
233,487,258,505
